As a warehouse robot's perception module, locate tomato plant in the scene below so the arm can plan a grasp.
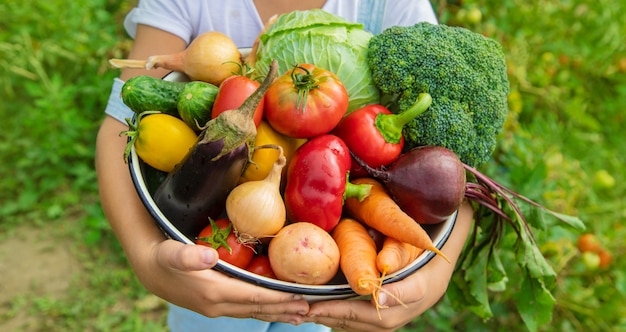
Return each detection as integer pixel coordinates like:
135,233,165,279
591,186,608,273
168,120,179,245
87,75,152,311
211,74,264,127
121,112,198,173
264,64,348,138
196,218,255,269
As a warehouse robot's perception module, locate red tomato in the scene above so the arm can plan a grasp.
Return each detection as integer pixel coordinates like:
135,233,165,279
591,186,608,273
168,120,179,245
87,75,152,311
264,64,348,138
576,233,600,253
196,218,255,269
211,75,264,127
245,255,276,279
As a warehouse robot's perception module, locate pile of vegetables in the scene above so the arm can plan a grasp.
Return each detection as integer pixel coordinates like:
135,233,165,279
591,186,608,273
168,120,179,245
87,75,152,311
113,10,584,329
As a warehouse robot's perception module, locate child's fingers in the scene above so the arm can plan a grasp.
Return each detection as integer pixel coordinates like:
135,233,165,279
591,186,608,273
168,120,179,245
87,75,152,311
157,240,219,271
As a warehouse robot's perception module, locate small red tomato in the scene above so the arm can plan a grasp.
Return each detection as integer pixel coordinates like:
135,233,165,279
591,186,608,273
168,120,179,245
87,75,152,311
264,64,348,138
196,218,255,269
246,255,276,279
211,75,264,127
576,233,600,253
598,249,612,269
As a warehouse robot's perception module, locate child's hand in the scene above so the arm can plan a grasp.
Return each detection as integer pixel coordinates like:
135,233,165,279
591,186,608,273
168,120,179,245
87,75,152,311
304,201,473,332
142,239,311,325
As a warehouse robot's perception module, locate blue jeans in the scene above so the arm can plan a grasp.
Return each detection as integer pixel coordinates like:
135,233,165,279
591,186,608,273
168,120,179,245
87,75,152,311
167,303,331,332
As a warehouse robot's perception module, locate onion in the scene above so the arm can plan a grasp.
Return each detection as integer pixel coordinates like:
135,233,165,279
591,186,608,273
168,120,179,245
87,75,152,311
225,145,287,240
109,31,242,86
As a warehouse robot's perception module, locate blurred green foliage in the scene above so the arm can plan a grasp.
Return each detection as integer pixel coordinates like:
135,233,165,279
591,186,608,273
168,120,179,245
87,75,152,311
0,0,624,331
406,1,626,331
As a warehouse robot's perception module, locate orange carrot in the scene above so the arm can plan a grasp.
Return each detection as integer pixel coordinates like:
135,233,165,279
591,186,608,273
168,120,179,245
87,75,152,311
332,218,381,297
345,177,450,263
376,237,425,275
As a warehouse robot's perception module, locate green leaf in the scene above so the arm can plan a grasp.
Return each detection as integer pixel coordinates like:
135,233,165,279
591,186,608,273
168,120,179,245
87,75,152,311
513,271,556,332
487,250,509,292
544,210,586,231
517,238,556,280
462,245,494,318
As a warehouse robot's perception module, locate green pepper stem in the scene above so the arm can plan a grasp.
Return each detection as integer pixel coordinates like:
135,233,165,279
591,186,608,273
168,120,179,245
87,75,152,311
343,174,373,203
375,93,433,144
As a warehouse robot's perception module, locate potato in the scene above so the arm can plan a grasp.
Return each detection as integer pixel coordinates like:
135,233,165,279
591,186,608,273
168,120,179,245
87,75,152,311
268,222,340,285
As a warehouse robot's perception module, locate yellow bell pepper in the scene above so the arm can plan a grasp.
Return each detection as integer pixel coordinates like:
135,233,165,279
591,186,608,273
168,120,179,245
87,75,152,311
240,121,306,183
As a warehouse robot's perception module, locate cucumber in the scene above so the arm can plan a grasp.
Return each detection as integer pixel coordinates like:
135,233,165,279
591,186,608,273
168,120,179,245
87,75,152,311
121,75,185,116
177,81,219,131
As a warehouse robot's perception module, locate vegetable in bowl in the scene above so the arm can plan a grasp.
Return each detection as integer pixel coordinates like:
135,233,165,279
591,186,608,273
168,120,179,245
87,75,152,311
367,22,510,168
254,9,380,113
123,63,459,302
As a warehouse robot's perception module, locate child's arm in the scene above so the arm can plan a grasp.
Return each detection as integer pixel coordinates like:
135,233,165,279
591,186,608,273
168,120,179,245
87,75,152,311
95,24,311,325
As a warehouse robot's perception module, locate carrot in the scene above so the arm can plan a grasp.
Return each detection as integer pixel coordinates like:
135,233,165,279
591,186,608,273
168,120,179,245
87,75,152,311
333,217,409,318
376,236,425,275
332,218,381,297
345,177,451,263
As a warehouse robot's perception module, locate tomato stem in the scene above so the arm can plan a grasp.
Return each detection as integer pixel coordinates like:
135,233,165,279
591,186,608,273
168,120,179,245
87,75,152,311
290,65,320,113
119,110,162,162
197,218,233,254
375,93,432,144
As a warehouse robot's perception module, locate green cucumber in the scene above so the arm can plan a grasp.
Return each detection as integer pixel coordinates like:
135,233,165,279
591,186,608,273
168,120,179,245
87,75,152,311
121,75,185,116
177,81,219,131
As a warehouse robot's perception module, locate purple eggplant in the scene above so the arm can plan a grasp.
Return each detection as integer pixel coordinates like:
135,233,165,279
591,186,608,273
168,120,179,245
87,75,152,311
154,60,279,240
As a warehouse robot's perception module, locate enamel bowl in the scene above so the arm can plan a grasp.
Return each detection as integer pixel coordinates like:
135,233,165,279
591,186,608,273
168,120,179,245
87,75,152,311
129,146,456,301
127,68,457,301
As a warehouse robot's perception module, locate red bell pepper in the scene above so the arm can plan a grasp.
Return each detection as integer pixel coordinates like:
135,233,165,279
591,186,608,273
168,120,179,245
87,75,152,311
284,134,371,232
333,93,432,174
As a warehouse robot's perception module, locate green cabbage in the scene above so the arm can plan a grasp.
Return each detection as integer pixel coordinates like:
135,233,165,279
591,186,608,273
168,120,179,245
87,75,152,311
254,9,380,112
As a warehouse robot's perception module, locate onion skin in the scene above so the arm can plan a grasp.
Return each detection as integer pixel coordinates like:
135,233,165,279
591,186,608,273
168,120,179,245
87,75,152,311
112,32,243,86
226,146,287,239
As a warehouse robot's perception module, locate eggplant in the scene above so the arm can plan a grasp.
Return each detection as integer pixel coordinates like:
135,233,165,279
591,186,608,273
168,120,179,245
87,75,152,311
153,60,279,240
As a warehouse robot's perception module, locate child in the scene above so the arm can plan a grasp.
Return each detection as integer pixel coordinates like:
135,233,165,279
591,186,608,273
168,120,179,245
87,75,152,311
96,1,473,331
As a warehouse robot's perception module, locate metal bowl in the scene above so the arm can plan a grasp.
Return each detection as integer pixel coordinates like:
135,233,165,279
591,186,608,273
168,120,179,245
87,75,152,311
127,68,457,301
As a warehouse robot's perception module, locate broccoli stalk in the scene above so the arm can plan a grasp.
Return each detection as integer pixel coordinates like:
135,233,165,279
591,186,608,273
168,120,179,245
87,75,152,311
376,92,432,144
367,22,510,167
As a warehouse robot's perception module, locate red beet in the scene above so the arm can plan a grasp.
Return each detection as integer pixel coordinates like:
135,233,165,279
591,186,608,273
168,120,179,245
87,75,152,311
355,145,466,224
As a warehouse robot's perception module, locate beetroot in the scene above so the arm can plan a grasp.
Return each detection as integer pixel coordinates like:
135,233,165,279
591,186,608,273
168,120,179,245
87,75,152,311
355,145,466,224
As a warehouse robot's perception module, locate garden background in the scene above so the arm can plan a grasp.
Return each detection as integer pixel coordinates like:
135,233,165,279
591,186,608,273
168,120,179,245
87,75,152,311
0,0,624,331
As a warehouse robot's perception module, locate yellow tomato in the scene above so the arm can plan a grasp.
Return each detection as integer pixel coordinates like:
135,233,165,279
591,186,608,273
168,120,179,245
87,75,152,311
240,121,305,183
133,113,198,172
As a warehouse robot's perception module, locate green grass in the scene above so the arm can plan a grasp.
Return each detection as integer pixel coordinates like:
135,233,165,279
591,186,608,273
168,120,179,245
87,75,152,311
1,0,624,331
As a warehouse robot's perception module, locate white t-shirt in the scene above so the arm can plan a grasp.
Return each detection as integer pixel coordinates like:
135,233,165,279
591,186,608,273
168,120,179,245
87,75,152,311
123,0,438,47
106,0,438,123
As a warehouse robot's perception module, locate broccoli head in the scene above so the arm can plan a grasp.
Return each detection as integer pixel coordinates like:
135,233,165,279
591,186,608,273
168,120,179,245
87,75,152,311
368,22,510,167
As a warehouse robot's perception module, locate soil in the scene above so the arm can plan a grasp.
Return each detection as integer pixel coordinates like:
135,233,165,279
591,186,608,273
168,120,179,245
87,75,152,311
0,223,81,331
